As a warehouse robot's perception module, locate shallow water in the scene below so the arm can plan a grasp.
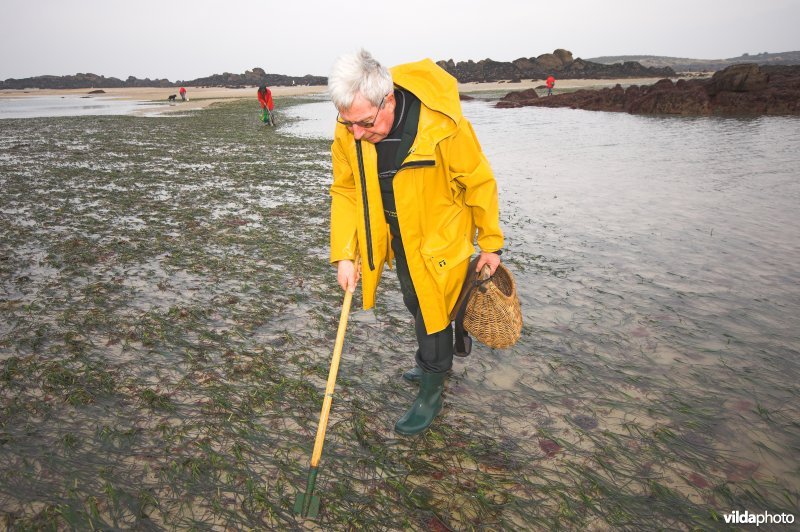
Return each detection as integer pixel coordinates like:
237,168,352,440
277,98,337,139
469,103,800,486
0,95,162,119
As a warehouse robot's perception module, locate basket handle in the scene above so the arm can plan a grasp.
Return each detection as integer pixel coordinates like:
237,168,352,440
454,258,495,356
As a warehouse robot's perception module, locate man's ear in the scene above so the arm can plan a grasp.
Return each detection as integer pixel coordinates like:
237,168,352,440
384,91,396,111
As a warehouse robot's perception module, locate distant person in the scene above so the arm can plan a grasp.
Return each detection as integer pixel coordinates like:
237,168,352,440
546,75,555,96
179,86,188,101
257,85,275,125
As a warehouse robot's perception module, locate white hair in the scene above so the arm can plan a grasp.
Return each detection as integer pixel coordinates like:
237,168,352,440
328,49,393,111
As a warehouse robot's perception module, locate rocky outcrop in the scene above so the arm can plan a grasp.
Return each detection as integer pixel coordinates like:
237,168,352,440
0,67,325,90
705,63,769,94
499,88,539,104
437,48,675,83
183,67,326,88
496,64,800,116
0,73,173,90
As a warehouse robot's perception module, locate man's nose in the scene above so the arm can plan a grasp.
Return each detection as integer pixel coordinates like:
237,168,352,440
352,125,365,140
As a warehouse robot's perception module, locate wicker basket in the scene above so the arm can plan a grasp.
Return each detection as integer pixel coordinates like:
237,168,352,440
455,262,522,349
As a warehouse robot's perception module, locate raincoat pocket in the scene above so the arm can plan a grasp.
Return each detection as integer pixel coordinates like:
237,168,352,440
421,236,475,276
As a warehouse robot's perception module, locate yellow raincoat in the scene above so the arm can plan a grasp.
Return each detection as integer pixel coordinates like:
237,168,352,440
330,59,504,334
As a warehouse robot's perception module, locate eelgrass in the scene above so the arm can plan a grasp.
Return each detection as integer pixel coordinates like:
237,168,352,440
1,97,798,530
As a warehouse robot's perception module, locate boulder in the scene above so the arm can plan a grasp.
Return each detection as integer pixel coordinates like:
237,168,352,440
706,63,769,95
553,49,574,64
535,53,565,70
512,57,538,72
496,88,539,108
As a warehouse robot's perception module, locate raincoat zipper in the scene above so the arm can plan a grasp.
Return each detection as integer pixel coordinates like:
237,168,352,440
355,140,375,271
398,160,435,171
356,139,436,272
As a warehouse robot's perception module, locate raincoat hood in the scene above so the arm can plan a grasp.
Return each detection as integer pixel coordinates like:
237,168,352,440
391,59,463,127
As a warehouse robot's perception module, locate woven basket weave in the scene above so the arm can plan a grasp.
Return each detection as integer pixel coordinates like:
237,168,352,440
462,263,523,349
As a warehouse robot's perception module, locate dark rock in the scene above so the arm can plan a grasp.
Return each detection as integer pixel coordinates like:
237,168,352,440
496,64,800,116
0,67,326,90
437,58,520,84
626,80,711,115
496,88,539,108
183,67,326,88
554,48,574,64
512,57,538,72
0,72,172,90
706,63,769,95
88,89,105,94
437,48,674,83
536,49,574,70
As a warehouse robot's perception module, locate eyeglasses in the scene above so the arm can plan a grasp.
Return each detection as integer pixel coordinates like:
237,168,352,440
337,94,387,129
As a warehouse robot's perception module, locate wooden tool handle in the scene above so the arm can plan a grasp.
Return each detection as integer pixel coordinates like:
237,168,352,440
309,289,353,467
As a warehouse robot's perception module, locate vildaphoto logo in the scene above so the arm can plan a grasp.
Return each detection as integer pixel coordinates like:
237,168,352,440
723,510,795,526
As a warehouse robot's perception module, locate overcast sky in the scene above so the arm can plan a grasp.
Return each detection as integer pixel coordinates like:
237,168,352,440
2,0,798,81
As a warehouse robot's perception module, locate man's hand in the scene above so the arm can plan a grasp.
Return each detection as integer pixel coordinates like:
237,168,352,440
337,259,360,293
474,251,501,276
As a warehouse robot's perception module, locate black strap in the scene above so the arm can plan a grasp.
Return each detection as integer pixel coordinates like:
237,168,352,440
453,257,500,356
394,96,421,169
454,308,472,356
355,141,375,271
454,257,480,356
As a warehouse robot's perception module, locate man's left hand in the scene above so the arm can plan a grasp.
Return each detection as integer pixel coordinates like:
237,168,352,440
475,251,501,276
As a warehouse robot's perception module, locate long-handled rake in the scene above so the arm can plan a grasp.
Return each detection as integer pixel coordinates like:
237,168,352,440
294,288,353,518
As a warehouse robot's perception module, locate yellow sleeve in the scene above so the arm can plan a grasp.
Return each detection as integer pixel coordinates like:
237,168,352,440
446,119,504,253
329,136,359,263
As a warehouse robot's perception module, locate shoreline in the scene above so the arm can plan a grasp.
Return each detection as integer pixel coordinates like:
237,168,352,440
0,77,702,115
457,76,702,93
0,85,329,116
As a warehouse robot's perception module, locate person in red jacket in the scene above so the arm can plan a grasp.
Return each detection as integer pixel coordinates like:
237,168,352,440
257,85,275,125
546,75,555,96
179,86,188,101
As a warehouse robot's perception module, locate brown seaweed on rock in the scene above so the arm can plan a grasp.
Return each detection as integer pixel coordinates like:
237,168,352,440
497,64,800,116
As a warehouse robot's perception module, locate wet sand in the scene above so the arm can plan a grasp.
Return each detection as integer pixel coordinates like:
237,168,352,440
0,85,328,115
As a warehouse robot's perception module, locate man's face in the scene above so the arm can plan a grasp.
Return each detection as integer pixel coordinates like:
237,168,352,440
337,92,395,143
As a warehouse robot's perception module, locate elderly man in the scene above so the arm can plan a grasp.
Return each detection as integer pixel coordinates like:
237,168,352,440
327,49,504,435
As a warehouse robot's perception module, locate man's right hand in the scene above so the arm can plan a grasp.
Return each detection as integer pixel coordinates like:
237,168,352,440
337,259,359,293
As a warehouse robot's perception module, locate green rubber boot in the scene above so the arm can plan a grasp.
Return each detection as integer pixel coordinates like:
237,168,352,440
394,371,445,436
402,366,423,383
